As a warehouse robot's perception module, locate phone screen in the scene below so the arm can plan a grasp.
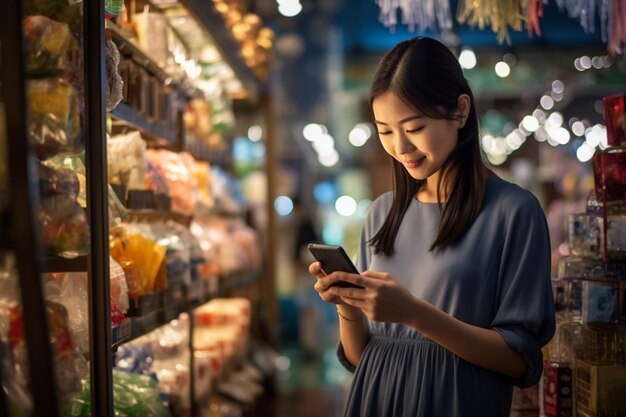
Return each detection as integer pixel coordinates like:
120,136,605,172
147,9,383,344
307,243,363,289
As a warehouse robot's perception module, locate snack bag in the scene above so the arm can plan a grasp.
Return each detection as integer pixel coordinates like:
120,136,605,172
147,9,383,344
24,15,80,77
27,78,81,159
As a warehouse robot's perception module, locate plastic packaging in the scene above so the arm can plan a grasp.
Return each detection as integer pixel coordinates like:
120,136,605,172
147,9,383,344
194,217,261,275
145,149,196,215
193,160,214,211
27,78,81,160
109,224,166,299
24,15,80,77
110,257,129,313
105,35,124,111
63,370,173,417
190,221,220,279
105,0,124,19
107,131,148,190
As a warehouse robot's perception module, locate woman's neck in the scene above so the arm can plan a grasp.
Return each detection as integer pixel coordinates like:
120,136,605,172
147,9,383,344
416,170,455,203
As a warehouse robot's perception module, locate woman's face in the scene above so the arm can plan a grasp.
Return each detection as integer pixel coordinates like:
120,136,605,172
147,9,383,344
372,91,462,182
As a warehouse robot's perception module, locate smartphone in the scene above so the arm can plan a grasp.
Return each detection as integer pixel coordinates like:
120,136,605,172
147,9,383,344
307,243,364,289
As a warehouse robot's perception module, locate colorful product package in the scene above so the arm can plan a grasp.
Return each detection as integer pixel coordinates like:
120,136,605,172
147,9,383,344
24,15,80,78
27,78,81,160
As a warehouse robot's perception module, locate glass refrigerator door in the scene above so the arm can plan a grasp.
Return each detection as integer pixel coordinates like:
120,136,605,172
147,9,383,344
23,2,94,415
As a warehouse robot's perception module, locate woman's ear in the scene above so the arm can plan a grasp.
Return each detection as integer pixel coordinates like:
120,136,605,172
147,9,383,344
456,94,471,128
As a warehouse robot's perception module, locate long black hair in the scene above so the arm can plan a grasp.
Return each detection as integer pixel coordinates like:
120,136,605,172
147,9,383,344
369,37,489,256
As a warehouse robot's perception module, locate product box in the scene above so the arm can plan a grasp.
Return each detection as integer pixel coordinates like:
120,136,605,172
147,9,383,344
582,279,618,324
574,359,626,416
543,362,573,417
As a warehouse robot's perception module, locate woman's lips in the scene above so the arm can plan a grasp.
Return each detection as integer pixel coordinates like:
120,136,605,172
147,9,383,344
404,157,425,169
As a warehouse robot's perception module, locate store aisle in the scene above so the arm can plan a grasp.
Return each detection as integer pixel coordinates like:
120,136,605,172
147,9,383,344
254,343,352,417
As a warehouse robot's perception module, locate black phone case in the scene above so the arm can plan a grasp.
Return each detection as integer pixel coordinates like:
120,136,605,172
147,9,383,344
307,244,363,289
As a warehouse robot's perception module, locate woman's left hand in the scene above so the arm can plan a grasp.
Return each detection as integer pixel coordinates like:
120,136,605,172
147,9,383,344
327,270,420,324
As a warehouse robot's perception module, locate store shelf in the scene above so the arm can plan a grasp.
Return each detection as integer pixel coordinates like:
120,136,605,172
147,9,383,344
41,255,88,273
125,209,193,228
111,319,132,347
179,0,259,103
184,132,232,167
114,280,213,348
110,103,180,148
219,269,260,295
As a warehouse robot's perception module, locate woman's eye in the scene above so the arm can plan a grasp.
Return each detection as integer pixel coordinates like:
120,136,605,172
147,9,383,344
378,131,392,136
406,126,425,134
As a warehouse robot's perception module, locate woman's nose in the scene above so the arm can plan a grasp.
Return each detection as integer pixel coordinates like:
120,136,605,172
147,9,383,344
395,133,416,154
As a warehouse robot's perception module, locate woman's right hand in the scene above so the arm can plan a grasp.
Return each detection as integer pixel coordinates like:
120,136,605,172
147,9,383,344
309,261,345,305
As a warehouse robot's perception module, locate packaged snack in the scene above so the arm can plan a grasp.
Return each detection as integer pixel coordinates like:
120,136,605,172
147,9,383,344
109,257,129,313
107,131,147,190
105,35,124,111
145,150,196,215
192,160,215,211
40,203,90,258
8,301,88,401
63,370,173,417
39,162,80,218
105,0,124,19
27,78,81,160
23,0,83,34
24,15,80,77
109,225,166,299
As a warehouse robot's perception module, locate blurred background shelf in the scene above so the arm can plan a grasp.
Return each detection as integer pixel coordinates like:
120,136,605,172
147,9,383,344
110,103,181,148
219,269,260,295
179,0,259,103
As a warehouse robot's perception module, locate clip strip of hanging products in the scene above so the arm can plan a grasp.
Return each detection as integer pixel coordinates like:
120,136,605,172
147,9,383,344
376,0,453,32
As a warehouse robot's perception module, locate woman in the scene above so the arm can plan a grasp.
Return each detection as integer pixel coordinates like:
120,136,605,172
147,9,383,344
310,37,555,416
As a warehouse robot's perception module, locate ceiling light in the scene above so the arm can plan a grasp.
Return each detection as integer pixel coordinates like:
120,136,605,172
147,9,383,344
459,48,477,70
572,121,585,137
494,61,510,78
580,56,592,70
576,142,595,162
278,2,302,17
319,151,339,167
248,125,263,142
348,123,372,147
522,115,539,132
303,123,323,141
335,195,357,216
540,95,554,110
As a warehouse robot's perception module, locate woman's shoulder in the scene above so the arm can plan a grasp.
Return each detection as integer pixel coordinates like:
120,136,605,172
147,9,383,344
485,176,543,215
370,191,394,213
364,191,394,229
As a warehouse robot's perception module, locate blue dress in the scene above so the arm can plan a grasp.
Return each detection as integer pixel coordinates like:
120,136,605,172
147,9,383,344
338,177,556,417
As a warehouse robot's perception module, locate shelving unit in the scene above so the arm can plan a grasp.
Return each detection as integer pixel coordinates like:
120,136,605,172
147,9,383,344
110,103,181,148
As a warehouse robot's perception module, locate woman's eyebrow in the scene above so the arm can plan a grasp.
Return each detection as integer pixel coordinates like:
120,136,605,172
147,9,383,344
374,115,423,125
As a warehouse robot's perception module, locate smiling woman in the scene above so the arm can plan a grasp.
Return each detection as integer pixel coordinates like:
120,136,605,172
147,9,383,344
309,37,556,417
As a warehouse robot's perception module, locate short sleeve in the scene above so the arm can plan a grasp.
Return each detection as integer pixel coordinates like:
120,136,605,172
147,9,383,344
490,192,556,388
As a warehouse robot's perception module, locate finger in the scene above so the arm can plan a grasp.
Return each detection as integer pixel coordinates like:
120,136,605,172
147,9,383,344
328,271,371,288
309,262,325,277
315,274,341,292
362,270,390,281
330,286,367,300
